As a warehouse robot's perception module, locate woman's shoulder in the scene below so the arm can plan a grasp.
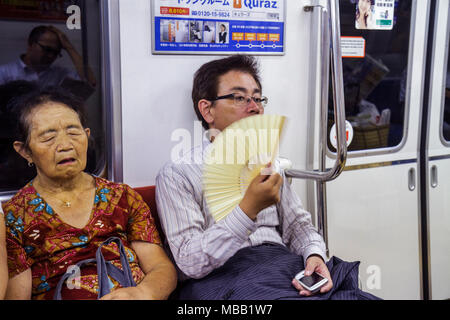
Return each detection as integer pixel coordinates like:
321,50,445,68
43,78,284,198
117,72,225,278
93,176,136,195
367,16,376,28
93,176,145,210
3,182,34,206
1,182,35,216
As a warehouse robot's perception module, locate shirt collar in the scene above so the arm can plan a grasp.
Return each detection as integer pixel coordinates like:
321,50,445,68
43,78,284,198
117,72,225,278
202,134,212,148
18,55,33,72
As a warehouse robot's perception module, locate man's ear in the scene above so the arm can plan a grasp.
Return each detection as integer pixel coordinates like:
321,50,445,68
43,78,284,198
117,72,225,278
84,128,91,138
198,99,215,127
13,141,33,164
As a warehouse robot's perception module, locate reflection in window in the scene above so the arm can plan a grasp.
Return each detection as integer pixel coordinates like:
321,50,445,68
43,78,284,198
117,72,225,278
0,0,105,193
329,0,412,152
443,49,450,142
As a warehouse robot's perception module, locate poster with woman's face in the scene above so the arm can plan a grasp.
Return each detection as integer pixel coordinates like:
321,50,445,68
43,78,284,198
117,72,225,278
216,22,229,44
354,0,395,30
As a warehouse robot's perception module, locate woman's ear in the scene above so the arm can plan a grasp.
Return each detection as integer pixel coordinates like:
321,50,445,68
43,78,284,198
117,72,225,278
13,141,33,164
84,128,91,138
198,99,215,127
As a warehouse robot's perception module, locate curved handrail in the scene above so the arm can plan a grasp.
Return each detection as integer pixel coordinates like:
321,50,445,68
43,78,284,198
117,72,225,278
286,0,347,182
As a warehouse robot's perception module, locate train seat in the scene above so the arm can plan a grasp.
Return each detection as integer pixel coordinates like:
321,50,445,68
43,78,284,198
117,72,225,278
133,185,183,299
133,185,165,244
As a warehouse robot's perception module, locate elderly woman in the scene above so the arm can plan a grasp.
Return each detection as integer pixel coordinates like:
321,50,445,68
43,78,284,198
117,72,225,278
0,211,7,300
2,87,177,300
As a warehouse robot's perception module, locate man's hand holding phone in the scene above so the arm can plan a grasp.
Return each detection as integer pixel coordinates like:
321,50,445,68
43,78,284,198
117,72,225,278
292,255,333,296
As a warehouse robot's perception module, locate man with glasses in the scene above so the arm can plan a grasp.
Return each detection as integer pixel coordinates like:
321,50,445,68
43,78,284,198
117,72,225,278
0,25,96,89
157,55,381,300
156,55,339,300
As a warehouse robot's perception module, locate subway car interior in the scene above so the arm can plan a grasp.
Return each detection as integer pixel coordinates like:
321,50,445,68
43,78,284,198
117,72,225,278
0,0,449,301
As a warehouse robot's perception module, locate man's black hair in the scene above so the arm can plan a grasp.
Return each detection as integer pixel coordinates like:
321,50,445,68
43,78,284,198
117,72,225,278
192,55,262,130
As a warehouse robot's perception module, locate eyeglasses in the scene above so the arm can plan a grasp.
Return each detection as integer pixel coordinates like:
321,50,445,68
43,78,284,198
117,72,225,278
210,93,268,108
36,42,62,57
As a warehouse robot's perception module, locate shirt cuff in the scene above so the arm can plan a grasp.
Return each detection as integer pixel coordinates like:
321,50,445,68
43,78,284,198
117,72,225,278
221,205,257,240
302,245,327,266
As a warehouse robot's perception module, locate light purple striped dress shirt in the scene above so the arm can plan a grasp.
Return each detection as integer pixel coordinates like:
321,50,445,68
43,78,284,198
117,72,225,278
0,57,79,86
156,138,326,280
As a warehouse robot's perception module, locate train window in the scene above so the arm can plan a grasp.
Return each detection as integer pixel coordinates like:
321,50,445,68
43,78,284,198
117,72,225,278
328,0,412,152
444,48,450,142
0,1,105,193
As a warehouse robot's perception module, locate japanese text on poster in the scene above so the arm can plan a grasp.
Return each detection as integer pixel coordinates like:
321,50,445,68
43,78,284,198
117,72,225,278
152,0,286,55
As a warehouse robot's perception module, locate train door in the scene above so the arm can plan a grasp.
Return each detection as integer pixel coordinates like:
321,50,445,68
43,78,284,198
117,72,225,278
308,0,449,300
309,0,421,299
426,0,450,301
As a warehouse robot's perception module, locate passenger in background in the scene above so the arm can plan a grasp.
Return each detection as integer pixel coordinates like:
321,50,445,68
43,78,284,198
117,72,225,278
0,208,7,300
156,55,380,300
0,25,96,97
3,87,177,300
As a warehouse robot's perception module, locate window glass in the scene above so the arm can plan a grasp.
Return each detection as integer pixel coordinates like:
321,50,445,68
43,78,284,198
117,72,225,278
0,0,105,193
443,47,450,142
328,0,412,152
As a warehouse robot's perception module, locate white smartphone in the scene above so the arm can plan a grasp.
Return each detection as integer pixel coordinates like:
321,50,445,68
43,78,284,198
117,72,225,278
295,270,329,293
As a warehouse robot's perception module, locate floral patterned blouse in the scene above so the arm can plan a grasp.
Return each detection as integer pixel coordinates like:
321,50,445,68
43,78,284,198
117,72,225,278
2,176,161,300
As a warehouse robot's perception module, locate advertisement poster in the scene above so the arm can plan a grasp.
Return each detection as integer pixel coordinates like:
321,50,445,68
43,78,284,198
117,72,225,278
354,0,395,30
152,0,285,55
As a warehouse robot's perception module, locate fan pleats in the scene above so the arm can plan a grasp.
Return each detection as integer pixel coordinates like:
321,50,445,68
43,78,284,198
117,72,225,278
203,114,286,222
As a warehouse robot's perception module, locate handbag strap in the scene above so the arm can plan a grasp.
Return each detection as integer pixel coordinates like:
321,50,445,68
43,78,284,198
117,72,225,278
53,258,96,300
54,237,136,300
96,237,136,298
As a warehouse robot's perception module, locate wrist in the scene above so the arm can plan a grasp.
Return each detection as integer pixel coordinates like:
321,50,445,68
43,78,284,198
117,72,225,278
135,283,157,300
306,254,325,265
64,44,76,53
239,199,258,220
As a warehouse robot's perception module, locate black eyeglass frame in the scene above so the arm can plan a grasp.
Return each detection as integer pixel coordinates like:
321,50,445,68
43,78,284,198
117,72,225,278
209,93,269,107
36,42,62,58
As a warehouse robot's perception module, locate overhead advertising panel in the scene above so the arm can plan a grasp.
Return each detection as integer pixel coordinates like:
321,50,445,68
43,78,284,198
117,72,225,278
152,0,286,55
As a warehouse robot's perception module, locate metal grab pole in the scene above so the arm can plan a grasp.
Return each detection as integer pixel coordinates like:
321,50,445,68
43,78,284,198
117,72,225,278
287,0,347,182
295,0,347,254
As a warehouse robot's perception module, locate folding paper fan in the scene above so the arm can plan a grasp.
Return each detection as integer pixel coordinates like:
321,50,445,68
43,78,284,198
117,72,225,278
203,114,286,222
